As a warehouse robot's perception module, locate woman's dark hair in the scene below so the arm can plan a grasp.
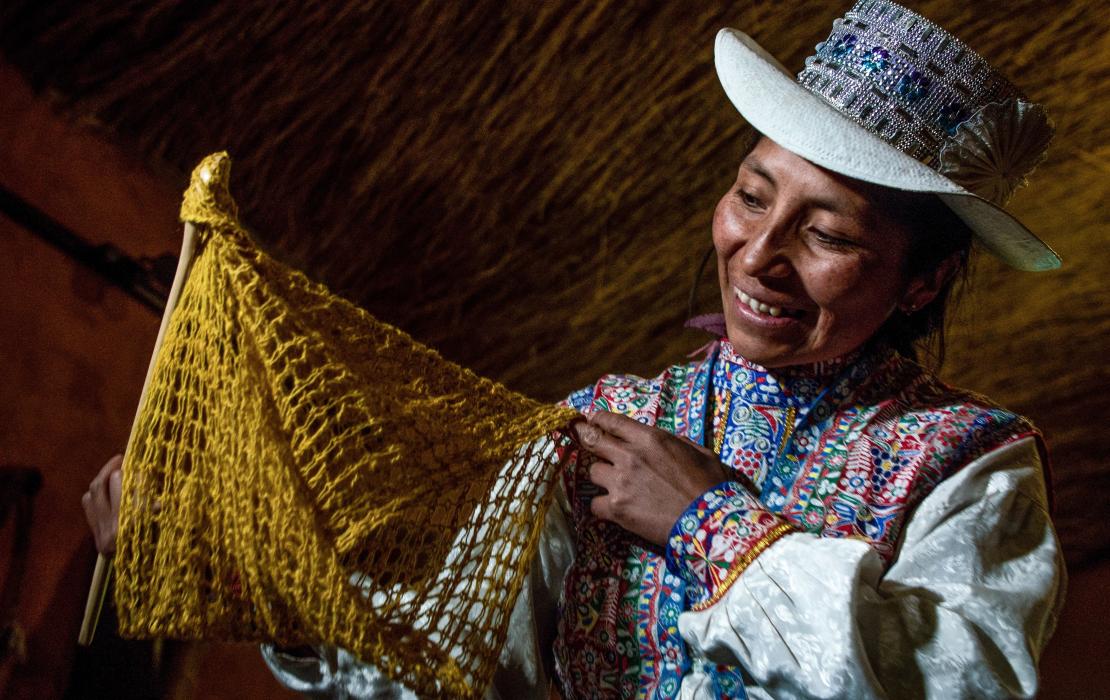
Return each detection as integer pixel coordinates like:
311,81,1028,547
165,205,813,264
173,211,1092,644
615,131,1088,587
870,187,973,366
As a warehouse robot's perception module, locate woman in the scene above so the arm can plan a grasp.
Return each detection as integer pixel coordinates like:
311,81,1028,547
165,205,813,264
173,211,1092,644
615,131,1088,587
548,134,1062,700
85,1,1065,697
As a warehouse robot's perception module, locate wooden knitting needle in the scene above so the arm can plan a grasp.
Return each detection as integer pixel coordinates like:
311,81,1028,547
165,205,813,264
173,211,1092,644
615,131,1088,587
78,221,201,646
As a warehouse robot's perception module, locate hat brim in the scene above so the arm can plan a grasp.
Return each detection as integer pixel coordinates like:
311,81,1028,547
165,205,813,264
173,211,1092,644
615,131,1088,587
714,28,1060,271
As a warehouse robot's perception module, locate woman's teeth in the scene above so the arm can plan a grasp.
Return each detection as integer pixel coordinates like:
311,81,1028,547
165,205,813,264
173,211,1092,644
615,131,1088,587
736,289,787,318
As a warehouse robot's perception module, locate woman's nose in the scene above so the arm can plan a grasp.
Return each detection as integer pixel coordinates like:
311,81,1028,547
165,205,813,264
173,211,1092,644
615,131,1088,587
740,227,792,278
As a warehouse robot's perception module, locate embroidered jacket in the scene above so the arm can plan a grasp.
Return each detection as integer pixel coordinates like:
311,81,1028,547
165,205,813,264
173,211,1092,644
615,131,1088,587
552,340,1051,699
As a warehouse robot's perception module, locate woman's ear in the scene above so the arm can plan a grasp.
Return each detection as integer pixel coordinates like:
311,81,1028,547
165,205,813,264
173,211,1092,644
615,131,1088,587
899,252,962,313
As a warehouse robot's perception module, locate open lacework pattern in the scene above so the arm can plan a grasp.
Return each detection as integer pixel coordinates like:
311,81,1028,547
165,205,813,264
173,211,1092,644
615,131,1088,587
114,153,577,698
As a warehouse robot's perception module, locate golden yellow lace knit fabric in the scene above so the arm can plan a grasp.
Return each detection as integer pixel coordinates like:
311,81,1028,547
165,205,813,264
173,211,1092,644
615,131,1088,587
114,153,578,698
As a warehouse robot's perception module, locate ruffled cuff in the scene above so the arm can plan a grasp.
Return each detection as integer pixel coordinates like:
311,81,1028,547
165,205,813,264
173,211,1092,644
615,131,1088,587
665,481,794,611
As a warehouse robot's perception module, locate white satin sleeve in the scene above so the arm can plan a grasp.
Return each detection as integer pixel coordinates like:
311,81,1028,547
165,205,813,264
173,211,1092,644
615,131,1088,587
261,475,575,699
677,436,1066,700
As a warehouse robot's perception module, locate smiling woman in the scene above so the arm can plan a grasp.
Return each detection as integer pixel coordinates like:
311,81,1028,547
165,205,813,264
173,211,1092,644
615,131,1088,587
80,1,1066,698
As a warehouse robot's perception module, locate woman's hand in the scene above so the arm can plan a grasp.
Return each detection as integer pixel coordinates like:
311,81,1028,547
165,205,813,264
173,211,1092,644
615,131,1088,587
574,412,729,546
82,454,123,556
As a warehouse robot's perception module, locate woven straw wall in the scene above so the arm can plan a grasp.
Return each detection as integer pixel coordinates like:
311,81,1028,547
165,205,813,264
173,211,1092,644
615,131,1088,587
1,0,1106,567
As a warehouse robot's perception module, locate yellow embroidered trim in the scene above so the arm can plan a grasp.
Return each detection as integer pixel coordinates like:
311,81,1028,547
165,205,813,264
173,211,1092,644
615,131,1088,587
690,521,795,612
713,389,732,455
778,405,797,460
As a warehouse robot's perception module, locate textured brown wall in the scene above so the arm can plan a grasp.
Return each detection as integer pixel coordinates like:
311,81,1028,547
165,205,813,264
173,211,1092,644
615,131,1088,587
0,62,162,698
0,63,293,699
0,0,1107,696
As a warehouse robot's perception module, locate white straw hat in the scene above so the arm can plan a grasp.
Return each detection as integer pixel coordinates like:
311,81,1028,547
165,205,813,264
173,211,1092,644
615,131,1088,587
715,0,1060,271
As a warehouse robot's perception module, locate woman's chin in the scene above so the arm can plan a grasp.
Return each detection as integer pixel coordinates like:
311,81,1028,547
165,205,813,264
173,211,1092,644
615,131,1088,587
726,322,870,368
726,337,802,368
724,309,810,367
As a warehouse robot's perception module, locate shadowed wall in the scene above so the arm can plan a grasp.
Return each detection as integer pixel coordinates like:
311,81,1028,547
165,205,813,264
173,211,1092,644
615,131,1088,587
0,0,1107,696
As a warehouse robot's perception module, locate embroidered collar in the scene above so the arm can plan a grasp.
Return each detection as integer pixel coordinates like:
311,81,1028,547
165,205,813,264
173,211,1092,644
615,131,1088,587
713,340,870,411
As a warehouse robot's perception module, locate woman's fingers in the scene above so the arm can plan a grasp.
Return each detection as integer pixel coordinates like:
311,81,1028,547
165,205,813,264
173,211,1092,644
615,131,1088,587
89,454,122,508
83,491,115,555
586,459,616,490
676,432,718,459
105,453,124,472
94,454,124,483
86,472,111,524
587,410,649,442
109,470,122,513
589,492,615,522
81,491,98,537
573,410,734,545
84,454,124,556
586,463,628,524
574,419,625,462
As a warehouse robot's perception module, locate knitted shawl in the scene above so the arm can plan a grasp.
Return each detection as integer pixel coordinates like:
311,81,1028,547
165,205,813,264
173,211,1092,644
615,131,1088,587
113,153,577,699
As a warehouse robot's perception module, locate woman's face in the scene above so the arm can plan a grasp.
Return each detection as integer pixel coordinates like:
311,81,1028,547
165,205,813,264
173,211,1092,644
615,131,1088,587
714,137,923,368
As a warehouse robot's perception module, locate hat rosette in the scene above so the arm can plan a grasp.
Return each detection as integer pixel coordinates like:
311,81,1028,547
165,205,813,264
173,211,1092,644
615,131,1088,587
939,99,1054,207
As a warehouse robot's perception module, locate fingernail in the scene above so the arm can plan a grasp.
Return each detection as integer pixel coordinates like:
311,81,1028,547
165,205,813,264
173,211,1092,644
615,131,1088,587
580,425,600,446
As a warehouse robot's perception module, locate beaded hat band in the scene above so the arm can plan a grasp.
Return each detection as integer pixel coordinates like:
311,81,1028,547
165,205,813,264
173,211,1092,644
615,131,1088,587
715,0,1060,271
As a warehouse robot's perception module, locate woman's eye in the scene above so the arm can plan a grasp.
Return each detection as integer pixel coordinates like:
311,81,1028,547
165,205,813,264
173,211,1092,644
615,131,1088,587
812,229,856,249
738,190,762,209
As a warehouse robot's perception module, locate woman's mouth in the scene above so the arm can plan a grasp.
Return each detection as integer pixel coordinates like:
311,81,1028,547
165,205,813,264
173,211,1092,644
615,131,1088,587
733,287,804,320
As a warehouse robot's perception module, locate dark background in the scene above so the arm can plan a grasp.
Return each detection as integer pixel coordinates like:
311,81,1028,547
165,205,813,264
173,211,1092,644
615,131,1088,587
1,1,1106,696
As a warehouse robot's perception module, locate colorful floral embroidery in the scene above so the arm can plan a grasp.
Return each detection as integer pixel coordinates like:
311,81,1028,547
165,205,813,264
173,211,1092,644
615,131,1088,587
565,385,596,413
702,662,748,700
555,340,1036,698
555,360,706,699
635,557,687,698
665,483,794,610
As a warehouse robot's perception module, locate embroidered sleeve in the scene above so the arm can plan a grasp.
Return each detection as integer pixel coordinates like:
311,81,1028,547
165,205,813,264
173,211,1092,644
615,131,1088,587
676,437,1065,698
664,482,795,611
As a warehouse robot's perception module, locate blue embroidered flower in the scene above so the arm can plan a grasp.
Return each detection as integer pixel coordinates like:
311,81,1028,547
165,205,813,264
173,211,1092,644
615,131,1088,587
829,33,858,60
937,102,970,135
860,46,891,74
765,491,788,509
895,70,931,103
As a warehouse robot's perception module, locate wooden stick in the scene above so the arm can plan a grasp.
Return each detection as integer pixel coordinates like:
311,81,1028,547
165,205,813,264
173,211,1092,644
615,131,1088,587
78,222,201,646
